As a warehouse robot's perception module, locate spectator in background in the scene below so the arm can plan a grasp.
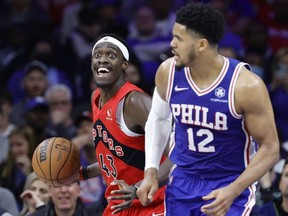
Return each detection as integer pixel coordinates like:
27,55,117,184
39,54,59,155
96,0,128,37
257,0,288,52
20,172,50,216
258,158,288,216
61,0,95,41
148,0,176,37
268,47,288,143
63,6,103,97
243,21,273,82
9,60,49,125
0,21,29,89
127,5,171,90
22,96,50,145
45,84,77,140
0,91,15,165
0,186,19,216
72,111,106,215
6,37,74,104
0,125,36,210
218,46,238,59
125,53,152,94
29,182,90,216
64,6,102,62
0,0,51,40
243,49,266,81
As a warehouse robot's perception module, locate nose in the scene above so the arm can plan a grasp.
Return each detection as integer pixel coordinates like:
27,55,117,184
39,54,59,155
59,185,69,192
97,55,108,64
170,37,176,48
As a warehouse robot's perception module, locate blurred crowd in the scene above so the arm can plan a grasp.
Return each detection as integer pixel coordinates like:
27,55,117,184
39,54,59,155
0,0,288,215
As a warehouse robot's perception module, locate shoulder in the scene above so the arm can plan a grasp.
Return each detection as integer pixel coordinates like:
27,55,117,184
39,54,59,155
156,57,174,77
155,57,174,100
28,205,50,216
235,66,269,113
125,90,152,110
235,66,267,99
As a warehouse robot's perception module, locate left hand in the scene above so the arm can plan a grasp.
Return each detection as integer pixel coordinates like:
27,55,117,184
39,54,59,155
20,189,44,211
107,179,137,215
201,184,238,216
15,155,32,176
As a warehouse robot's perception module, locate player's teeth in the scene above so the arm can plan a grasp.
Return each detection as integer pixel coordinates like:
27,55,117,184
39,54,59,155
98,67,109,72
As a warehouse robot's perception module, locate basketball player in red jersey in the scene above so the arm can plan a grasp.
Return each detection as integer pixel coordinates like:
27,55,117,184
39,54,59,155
77,33,171,215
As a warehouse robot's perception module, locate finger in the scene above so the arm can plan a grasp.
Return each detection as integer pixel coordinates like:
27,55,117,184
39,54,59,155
201,202,224,215
136,188,148,205
110,180,127,190
147,186,158,202
111,201,131,214
201,199,220,213
108,194,132,201
202,191,216,201
20,190,33,199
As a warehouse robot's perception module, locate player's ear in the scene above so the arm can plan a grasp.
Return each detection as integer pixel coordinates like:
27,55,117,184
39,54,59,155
122,61,128,71
198,38,209,52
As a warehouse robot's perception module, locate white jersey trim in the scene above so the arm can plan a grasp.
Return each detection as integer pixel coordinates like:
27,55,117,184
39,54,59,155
166,58,176,103
228,62,247,119
185,56,229,96
116,98,142,137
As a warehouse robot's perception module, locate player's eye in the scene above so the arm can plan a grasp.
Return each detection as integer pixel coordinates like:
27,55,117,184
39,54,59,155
94,53,101,58
109,53,116,59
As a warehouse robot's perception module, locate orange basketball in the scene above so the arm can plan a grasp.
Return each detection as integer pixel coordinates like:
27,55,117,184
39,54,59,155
32,137,80,186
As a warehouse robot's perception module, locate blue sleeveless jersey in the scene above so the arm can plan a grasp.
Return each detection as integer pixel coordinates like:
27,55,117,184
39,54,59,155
167,57,254,179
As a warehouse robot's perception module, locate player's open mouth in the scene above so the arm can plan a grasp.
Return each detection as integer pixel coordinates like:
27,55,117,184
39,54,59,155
97,67,110,77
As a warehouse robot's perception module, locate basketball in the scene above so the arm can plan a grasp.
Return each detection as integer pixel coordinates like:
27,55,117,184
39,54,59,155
32,137,80,186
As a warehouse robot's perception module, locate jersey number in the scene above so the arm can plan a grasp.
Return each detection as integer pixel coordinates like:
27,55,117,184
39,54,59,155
99,154,117,179
187,128,215,152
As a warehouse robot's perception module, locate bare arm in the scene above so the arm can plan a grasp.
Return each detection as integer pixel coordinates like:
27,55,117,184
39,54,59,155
79,162,102,180
201,67,280,215
229,68,279,195
124,90,152,133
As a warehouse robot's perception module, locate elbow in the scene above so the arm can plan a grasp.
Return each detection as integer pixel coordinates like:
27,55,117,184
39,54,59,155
271,142,280,166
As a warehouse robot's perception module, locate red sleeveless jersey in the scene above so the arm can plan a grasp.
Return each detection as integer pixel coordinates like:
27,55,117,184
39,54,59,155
91,82,165,215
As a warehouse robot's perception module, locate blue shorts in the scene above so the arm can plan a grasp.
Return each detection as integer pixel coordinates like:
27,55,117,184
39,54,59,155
164,166,256,216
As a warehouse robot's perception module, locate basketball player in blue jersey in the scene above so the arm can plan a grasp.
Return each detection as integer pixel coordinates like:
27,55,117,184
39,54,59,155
137,3,280,216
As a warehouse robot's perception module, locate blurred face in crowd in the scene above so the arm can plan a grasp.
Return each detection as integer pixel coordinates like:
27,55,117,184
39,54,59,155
49,183,80,213
125,63,141,85
9,133,29,159
274,53,288,78
135,6,155,36
46,89,72,117
25,106,49,131
280,164,288,197
23,69,48,98
30,179,50,204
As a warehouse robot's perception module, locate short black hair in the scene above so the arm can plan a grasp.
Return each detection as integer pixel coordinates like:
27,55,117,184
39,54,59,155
96,33,130,60
176,3,225,45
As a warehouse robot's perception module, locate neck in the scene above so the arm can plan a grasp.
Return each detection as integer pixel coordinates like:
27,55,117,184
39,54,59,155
189,55,224,89
99,78,126,104
0,116,9,132
282,196,288,212
55,207,76,216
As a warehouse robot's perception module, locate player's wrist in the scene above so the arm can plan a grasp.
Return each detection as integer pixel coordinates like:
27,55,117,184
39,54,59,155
131,184,139,199
79,166,89,180
144,167,158,178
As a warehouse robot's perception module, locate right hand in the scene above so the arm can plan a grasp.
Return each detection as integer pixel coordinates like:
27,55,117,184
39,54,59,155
136,168,158,206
